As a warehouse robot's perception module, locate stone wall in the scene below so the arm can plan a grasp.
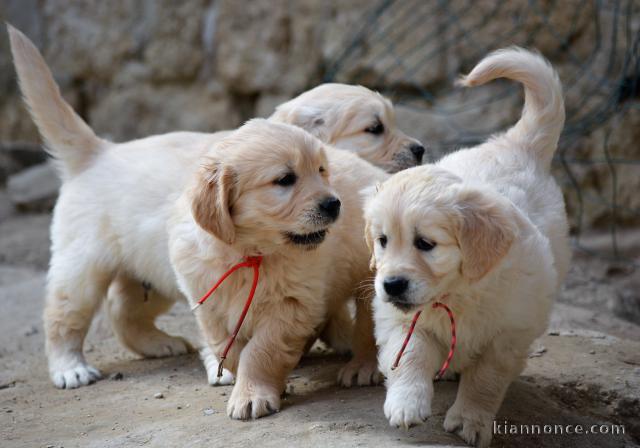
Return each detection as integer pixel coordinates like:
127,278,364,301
0,0,638,232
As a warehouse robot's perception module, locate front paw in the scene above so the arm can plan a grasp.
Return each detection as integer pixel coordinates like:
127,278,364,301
227,382,280,420
337,357,383,387
50,358,102,389
444,402,492,448
384,382,432,429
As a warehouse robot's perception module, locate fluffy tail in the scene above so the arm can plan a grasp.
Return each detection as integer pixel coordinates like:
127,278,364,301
458,47,564,171
8,24,104,178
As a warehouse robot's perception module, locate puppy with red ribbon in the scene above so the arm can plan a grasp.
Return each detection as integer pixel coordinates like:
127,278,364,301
364,47,570,448
170,120,388,420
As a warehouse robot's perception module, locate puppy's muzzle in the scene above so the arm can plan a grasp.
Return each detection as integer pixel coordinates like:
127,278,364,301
383,276,414,311
317,196,341,222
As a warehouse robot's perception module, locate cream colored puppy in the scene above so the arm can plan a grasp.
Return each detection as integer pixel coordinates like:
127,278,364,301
271,83,426,172
168,124,387,418
364,48,570,447
9,25,406,392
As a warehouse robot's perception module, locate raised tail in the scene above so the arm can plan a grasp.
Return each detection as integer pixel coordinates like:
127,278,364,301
458,47,565,171
8,24,105,178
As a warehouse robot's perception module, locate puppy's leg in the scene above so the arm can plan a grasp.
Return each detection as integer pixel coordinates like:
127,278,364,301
106,272,193,358
195,312,242,386
380,327,442,429
444,338,527,448
45,250,113,389
337,295,382,387
200,345,236,386
319,301,353,354
227,314,310,420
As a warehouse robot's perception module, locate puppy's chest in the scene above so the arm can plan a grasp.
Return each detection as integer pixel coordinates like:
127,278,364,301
211,259,328,321
420,303,499,366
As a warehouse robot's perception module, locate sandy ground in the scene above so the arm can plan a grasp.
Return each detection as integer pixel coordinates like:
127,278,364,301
1,212,639,448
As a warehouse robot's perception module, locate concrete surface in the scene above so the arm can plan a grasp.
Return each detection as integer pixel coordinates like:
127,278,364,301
0,212,638,448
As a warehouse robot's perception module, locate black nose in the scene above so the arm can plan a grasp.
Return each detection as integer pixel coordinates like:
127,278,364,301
409,144,425,164
383,276,409,297
319,196,341,221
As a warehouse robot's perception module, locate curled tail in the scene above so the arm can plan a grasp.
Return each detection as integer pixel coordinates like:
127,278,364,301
8,24,105,178
458,47,565,171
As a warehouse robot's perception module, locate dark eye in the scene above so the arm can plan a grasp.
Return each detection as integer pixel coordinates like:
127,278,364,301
319,166,326,174
414,237,436,252
378,235,387,248
365,122,385,135
274,172,297,187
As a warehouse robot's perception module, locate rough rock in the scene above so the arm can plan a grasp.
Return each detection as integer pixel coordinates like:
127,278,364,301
611,276,640,326
41,0,146,81
89,83,240,141
0,212,51,269
0,1,637,230
255,93,291,118
0,143,47,183
214,0,325,95
140,0,208,83
0,190,14,221
6,162,60,212
0,96,41,148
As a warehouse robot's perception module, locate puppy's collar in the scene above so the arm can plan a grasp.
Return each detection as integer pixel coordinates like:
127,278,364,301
191,255,263,377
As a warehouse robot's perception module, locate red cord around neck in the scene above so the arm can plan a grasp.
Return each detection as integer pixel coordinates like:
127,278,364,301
390,295,456,380
191,255,263,377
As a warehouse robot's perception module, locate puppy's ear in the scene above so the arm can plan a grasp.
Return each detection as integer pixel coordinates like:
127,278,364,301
361,185,380,270
191,161,237,244
364,220,376,270
455,189,517,282
273,104,331,141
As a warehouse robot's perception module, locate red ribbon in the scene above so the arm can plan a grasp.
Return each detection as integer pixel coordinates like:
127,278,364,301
390,298,456,381
191,256,263,377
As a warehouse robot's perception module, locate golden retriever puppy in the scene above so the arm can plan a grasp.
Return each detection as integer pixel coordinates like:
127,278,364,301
364,48,570,447
168,122,387,418
270,83,426,172
9,25,388,404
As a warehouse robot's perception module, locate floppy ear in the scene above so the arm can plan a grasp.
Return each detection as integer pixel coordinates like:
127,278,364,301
360,184,381,270
191,161,237,245
455,189,517,282
364,220,376,270
273,104,331,141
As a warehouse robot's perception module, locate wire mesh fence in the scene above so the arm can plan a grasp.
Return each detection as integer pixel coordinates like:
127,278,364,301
323,0,640,265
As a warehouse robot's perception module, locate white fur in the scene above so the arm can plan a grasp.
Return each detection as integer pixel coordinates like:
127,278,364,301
365,48,570,447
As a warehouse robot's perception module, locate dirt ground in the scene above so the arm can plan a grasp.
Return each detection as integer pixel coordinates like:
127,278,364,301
1,211,639,448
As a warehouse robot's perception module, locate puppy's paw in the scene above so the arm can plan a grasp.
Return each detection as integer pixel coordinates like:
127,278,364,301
136,334,193,358
227,382,280,420
50,362,102,389
384,382,432,429
337,357,383,387
207,365,235,386
200,347,234,386
444,403,492,448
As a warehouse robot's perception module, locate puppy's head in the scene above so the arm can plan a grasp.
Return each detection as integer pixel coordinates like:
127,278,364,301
271,83,428,173
191,119,341,252
364,166,517,312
